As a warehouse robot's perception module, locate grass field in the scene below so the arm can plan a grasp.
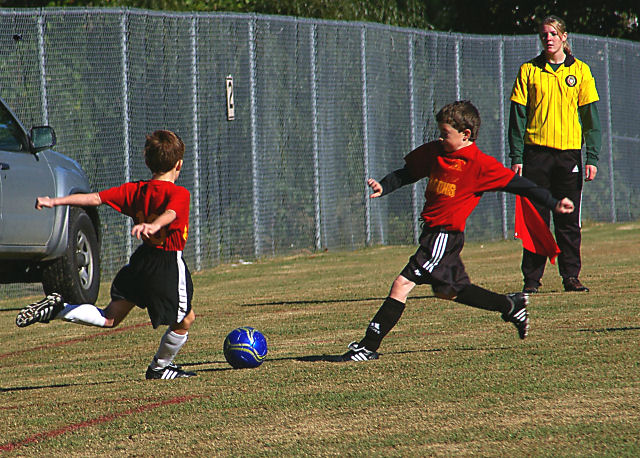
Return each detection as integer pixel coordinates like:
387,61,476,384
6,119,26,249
1,222,639,456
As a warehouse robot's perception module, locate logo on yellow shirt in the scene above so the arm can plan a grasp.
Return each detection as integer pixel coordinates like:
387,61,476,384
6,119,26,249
565,75,577,87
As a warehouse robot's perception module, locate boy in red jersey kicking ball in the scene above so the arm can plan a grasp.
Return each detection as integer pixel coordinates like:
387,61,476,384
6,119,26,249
17,130,196,380
341,101,575,362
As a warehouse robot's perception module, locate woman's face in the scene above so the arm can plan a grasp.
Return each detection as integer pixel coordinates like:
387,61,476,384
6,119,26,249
539,24,567,57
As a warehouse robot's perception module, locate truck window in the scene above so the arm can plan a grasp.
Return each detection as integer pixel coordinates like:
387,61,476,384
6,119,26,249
0,104,28,152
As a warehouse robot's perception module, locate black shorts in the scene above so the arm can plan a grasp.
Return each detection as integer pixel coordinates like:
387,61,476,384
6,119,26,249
111,244,193,329
400,228,470,297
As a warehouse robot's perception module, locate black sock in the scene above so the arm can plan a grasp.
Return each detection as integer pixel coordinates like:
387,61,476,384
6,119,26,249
454,284,511,314
359,297,406,352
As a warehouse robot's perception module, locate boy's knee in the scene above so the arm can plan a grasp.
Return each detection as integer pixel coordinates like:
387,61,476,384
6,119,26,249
172,310,195,332
103,318,117,328
432,285,457,300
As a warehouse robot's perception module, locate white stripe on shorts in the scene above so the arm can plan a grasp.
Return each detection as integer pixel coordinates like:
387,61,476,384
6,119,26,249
176,251,188,323
422,231,448,273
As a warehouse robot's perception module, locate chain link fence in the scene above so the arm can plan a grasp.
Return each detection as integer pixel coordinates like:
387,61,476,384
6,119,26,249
1,8,639,297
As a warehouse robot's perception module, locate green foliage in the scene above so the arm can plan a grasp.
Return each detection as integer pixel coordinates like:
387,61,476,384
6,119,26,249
449,0,640,40
2,0,636,39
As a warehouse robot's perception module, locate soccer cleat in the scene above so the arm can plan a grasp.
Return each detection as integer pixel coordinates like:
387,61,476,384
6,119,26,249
563,277,589,292
339,341,379,362
502,292,530,340
16,293,64,327
523,280,540,294
145,362,197,380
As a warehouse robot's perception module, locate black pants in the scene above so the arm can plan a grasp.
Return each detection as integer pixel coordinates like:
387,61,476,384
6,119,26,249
521,146,583,285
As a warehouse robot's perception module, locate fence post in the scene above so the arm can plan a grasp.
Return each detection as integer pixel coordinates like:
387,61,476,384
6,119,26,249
361,25,371,246
499,38,508,239
120,9,132,259
37,11,48,126
604,41,616,223
190,16,202,269
408,33,420,244
249,17,260,257
310,24,322,251
455,38,461,100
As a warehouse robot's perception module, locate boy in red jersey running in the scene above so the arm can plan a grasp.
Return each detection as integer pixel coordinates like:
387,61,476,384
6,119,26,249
341,101,575,362
16,130,196,380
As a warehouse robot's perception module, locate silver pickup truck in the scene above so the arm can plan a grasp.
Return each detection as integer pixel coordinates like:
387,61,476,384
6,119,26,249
0,96,101,304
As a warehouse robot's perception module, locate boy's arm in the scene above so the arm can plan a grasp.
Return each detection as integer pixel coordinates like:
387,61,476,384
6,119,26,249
503,174,574,214
131,209,177,240
368,166,417,198
36,192,102,209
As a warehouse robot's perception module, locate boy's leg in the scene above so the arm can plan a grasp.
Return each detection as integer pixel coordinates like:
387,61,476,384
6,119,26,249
359,275,414,352
146,310,196,379
58,298,134,327
16,294,133,328
454,284,512,313
341,274,415,362
102,299,136,327
16,293,65,327
454,284,529,339
57,303,108,327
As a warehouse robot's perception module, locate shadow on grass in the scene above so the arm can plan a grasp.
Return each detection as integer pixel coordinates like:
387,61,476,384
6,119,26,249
1,380,116,393
577,326,640,333
181,360,238,373
241,295,435,307
293,345,514,363
0,307,22,313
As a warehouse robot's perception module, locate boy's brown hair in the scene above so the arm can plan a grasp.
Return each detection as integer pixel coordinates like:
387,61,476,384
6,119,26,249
435,100,481,142
143,130,185,174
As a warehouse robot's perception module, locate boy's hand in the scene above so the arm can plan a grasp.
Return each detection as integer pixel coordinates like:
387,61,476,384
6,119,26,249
131,222,162,240
555,198,574,214
367,178,383,198
35,196,55,210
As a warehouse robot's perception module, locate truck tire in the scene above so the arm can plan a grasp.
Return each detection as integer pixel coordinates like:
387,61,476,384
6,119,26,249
42,207,100,304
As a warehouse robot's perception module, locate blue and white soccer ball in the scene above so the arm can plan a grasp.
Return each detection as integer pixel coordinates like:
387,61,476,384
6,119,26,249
223,326,268,369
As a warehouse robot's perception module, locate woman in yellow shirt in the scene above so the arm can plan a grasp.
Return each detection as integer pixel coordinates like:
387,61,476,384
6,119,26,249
509,15,601,293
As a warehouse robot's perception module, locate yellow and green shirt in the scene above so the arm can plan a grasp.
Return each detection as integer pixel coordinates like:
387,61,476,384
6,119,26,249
509,53,601,165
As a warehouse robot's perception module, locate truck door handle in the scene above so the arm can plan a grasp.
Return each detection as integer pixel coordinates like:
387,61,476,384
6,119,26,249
0,162,9,170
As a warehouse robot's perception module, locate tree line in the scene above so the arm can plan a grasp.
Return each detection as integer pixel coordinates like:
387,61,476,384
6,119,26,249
2,0,638,41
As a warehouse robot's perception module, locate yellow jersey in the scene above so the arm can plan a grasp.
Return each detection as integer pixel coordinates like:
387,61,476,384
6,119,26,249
510,53,599,151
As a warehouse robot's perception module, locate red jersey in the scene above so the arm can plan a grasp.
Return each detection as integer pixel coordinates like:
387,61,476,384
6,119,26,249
405,141,515,232
99,180,190,251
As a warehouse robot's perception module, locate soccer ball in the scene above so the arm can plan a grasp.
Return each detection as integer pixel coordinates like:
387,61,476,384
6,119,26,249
223,326,268,369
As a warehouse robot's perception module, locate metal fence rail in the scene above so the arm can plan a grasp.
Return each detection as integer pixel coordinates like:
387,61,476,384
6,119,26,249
1,8,639,297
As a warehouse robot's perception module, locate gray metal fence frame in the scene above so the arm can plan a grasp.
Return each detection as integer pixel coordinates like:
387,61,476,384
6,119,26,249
1,8,638,296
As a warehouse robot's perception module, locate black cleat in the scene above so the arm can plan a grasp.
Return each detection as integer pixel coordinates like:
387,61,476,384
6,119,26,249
16,293,64,327
502,292,530,340
523,281,540,294
145,363,197,380
563,277,589,292
339,342,379,362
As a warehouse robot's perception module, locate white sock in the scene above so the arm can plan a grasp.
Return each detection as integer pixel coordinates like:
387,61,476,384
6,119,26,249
149,329,188,370
55,303,107,327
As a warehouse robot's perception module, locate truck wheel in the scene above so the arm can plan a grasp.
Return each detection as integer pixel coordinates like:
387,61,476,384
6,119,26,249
42,207,100,304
